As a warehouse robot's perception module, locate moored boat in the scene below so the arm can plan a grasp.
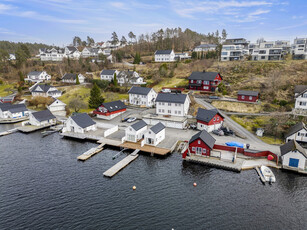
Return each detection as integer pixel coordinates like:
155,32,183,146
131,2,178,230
260,166,276,183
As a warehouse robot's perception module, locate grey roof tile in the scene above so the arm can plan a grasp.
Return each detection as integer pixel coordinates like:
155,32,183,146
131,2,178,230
189,130,216,149
71,113,96,128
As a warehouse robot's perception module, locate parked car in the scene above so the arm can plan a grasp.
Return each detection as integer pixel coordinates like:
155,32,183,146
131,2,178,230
189,124,197,130
161,88,172,93
221,127,234,136
212,129,224,136
121,117,129,122
209,96,219,100
127,117,137,123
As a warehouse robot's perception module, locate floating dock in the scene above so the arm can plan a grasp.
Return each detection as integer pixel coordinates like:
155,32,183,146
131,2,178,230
103,149,140,177
77,143,105,161
0,128,18,137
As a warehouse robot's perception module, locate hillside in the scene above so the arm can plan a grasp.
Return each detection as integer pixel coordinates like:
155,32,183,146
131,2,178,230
0,41,55,55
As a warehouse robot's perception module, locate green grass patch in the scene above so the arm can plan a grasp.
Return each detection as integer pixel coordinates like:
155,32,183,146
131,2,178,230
259,136,284,145
0,84,15,97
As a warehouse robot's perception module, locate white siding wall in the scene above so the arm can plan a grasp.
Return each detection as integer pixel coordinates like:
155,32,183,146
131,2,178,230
156,98,189,117
295,93,307,110
125,126,147,142
282,151,306,170
145,129,165,146
197,122,223,132
286,129,307,143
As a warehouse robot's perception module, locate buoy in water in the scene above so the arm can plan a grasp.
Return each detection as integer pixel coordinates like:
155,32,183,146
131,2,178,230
132,186,136,190
193,182,197,187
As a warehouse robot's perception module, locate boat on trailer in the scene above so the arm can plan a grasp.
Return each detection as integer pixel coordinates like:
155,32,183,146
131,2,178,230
260,166,276,183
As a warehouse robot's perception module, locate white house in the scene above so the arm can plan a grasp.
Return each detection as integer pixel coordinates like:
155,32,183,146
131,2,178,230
63,113,97,134
128,86,157,107
117,71,145,86
144,122,165,146
249,40,290,61
40,48,65,61
81,47,101,58
280,140,307,172
155,50,175,62
0,103,29,119
291,38,307,60
294,85,307,110
61,73,85,84
221,38,249,61
285,122,307,144
47,98,66,116
25,71,51,83
100,69,118,81
155,93,190,117
125,120,147,142
64,46,81,60
175,52,191,60
9,54,16,60
29,110,56,126
30,84,62,98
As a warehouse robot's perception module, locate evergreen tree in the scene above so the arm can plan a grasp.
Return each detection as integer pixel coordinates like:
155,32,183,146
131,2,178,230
222,29,227,40
15,47,28,68
88,83,105,108
20,44,31,58
76,75,80,85
133,52,141,64
113,73,118,86
111,32,119,45
191,51,197,59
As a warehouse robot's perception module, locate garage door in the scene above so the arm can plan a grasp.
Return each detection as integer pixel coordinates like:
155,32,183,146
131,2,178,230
289,158,299,168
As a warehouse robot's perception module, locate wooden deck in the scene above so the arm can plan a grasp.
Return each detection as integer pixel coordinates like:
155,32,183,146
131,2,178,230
103,149,140,177
77,143,105,161
120,141,170,156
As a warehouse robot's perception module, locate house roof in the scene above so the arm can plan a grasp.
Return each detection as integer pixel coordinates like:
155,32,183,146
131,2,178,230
285,122,306,138
131,120,147,131
280,140,307,158
30,84,52,93
189,130,216,149
48,98,66,107
62,73,77,80
155,93,187,104
195,44,217,49
196,108,223,123
294,85,307,94
32,109,56,122
28,71,43,76
101,69,116,75
188,71,220,81
8,105,28,113
66,46,77,52
150,122,165,134
0,103,27,112
155,50,173,55
128,86,152,95
101,100,126,112
71,113,96,128
237,90,259,96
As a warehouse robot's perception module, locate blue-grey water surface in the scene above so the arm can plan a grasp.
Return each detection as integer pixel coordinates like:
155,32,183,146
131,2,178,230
0,125,306,230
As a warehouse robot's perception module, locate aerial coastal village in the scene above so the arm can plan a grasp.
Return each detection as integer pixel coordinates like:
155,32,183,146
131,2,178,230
1,31,306,178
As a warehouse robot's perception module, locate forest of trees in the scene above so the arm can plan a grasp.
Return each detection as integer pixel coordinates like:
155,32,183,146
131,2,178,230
0,41,54,55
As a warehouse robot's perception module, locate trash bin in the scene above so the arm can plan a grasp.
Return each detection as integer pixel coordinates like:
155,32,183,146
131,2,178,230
246,144,250,149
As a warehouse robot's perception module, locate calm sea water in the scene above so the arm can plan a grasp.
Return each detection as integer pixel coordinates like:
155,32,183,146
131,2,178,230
0,125,306,230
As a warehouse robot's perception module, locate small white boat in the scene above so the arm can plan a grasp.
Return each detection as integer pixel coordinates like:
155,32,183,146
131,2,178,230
260,166,276,183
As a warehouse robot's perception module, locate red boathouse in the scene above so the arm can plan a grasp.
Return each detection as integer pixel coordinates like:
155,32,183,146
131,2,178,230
93,100,126,120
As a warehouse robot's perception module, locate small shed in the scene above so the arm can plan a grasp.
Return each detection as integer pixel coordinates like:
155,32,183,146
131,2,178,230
29,110,56,126
280,140,307,171
237,90,259,102
125,120,147,142
64,113,97,133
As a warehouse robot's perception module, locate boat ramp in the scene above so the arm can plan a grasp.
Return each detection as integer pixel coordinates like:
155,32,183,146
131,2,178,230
103,149,140,178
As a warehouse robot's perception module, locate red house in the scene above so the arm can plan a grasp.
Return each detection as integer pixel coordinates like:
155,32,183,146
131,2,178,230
237,90,259,102
188,71,222,92
187,130,216,156
93,100,126,120
196,108,224,132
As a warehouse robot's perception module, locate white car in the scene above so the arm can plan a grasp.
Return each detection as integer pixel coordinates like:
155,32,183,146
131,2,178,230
127,117,137,123
161,88,171,93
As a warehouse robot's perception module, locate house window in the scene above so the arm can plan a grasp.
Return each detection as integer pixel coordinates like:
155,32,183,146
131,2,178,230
162,103,165,105
159,102,161,105
192,147,195,152
162,109,165,113
242,95,245,99
198,140,200,144
159,109,161,112
213,117,216,121
203,81,209,85
203,149,207,154
168,103,171,106
191,80,194,83
203,86,209,90
178,111,181,115
217,117,219,121
297,132,300,136
249,96,252,100
168,110,171,114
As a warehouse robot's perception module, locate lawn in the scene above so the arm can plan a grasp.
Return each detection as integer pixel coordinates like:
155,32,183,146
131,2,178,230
212,101,262,113
0,84,15,97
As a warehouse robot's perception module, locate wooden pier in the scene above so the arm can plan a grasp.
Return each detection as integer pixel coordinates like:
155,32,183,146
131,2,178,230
18,124,53,133
77,143,105,161
0,117,28,124
103,149,140,178
0,128,18,137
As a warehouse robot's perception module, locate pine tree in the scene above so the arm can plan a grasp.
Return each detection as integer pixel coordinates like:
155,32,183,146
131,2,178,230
113,73,118,86
76,75,80,85
18,71,24,82
88,83,104,108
